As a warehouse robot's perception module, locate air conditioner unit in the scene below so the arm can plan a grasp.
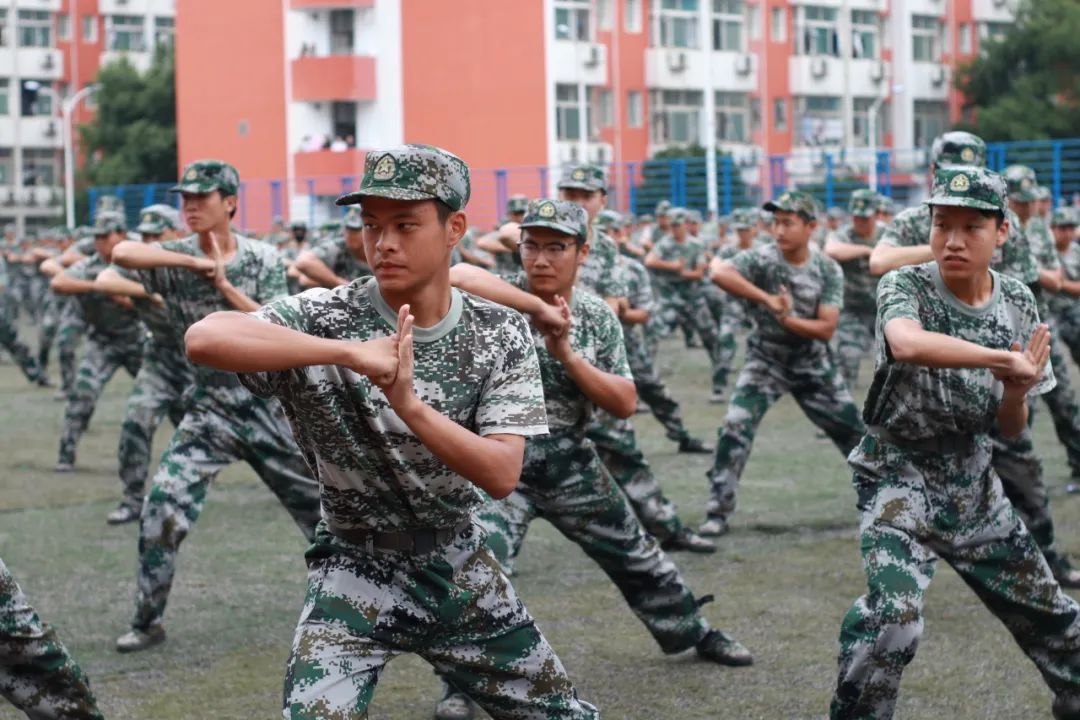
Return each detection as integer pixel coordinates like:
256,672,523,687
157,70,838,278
735,54,752,76
43,121,57,138
992,0,1007,7
24,189,38,207
931,65,946,86
870,60,885,82
41,54,54,71
811,57,828,79
583,44,601,68
667,50,686,73
3,191,15,207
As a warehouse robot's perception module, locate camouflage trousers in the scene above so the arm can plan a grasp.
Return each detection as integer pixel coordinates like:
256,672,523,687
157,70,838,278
832,435,1080,719
706,341,865,522
477,436,710,654
657,289,725,393
715,300,749,395
283,523,598,720
116,346,193,509
834,307,875,389
57,336,143,465
1031,323,1080,476
0,558,104,720
625,330,692,443
55,305,85,395
0,293,43,384
132,384,321,631
1059,319,1080,368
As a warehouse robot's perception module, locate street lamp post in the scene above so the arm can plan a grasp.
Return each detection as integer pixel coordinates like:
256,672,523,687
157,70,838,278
62,84,99,229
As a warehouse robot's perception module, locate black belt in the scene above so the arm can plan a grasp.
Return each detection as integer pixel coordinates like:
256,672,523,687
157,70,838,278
866,425,976,455
328,518,472,555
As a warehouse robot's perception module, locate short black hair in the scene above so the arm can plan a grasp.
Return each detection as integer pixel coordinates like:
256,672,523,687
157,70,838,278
434,199,455,225
216,190,237,220
931,204,1005,228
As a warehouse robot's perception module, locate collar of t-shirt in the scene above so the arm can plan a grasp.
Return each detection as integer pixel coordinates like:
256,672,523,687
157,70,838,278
930,262,1001,317
366,279,463,342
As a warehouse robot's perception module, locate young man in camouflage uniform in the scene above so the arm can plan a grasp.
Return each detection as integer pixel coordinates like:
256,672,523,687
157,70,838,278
824,189,885,387
110,160,321,653
294,206,373,288
452,199,753,675
0,239,50,387
1,557,104,720
711,207,758,401
39,230,96,397
49,211,145,472
645,208,727,402
702,192,865,537
830,166,1080,720
92,205,195,525
183,145,599,720
1050,208,1080,364
868,132,1080,586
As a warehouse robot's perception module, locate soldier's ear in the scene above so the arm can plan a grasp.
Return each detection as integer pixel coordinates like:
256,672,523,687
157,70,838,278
446,210,467,248
996,217,1009,247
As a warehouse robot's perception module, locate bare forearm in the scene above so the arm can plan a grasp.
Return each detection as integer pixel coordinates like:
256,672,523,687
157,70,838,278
869,244,933,276
50,275,97,294
885,320,1013,371
396,403,523,498
186,311,349,372
112,241,198,271
562,355,637,418
825,241,873,263
216,282,261,312
781,315,836,341
622,308,649,324
645,255,682,273
1061,278,1080,297
996,396,1029,438
477,235,510,254
295,252,346,289
449,265,543,315
94,270,150,298
1038,268,1064,293
712,265,773,307
681,265,706,281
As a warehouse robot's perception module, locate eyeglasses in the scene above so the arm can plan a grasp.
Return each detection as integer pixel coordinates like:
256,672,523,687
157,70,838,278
518,240,578,259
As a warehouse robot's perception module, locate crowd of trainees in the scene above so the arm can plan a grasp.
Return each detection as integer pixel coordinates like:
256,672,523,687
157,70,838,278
3,132,1080,720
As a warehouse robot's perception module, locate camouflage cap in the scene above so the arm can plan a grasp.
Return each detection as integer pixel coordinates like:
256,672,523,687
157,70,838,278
687,209,703,224
594,209,622,229
926,166,1007,213
557,163,607,193
136,205,177,234
931,131,987,168
847,189,879,218
171,159,240,196
95,195,123,214
507,194,529,215
1051,207,1078,227
731,208,756,229
336,144,470,210
655,200,672,215
638,213,655,223
718,214,732,226
1003,164,1039,202
343,206,363,230
668,207,688,224
827,207,846,220
1034,185,1053,201
92,210,126,236
877,196,897,214
763,191,818,220
519,199,588,242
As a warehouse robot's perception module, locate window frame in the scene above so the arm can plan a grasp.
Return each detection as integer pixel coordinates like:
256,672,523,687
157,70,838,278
911,15,943,62
712,0,743,52
556,83,582,141
107,14,146,52
17,9,52,49
651,0,700,50
555,0,593,42
650,88,703,146
627,89,643,128
851,9,879,59
715,91,749,143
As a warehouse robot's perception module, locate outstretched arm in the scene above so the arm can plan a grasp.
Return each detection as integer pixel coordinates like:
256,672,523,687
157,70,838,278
869,243,933,276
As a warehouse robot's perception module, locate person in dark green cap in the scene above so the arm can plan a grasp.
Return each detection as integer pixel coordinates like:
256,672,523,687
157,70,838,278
92,203,196,525
825,188,886,387
109,159,320,653
1050,207,1080,365
0,235,50,387
176,145,599,720
702,191,865,536
711,207,759,400
294,206,373,288
830,165,1080,720
49,211,145,472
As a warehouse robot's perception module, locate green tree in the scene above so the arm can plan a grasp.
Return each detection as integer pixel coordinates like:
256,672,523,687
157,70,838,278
75,46,176,219
955,0,1080,140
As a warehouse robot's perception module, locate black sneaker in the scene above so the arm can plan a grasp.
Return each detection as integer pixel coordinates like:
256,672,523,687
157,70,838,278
678,437,714,454
1052,556,1080,589
662,528,717,554
433,692,477,720
696,629,753,666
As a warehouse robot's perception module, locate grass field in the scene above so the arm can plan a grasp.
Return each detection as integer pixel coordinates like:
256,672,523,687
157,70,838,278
1,337,1077,719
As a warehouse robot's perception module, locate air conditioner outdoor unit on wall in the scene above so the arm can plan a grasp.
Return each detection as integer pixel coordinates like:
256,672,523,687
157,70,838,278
667,51,686,73
584,44,601,68
811,57,827,79
932,65,946,86
735,54,752,76
870,60,885,82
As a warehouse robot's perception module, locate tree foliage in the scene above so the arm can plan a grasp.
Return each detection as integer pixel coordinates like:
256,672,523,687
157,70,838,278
955,0,1080,141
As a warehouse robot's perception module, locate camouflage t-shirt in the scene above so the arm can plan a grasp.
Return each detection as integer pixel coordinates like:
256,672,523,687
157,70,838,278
66,253,144,347
308,234,372,283
863,262,1055,440
1050,242,1080,327
111,264,182,351
137,235,288,386
510,273,631,437
238,278,548,531
619,254,654,345
650,234,707,292
835,223,885,312
731,243,844,345
881,204,1040,286
1025,217,1060,272
578,229,628,299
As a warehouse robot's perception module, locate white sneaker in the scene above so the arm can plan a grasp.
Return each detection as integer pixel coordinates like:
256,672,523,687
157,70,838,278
699,516,729,537
116,626,166,653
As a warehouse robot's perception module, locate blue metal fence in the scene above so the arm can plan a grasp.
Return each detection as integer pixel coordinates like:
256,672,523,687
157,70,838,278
89,138,1080,232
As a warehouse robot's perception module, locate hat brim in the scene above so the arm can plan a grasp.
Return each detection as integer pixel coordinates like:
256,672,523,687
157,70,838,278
925,197,1003,212
849,209,877,218
1008,191,1037,202
763,201,813,218
519,219,585,241
136,223,166,234
556,180,601,192
335,187,436,207
170,182,236,196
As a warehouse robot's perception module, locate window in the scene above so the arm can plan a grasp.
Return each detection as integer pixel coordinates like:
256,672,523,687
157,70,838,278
712,0,742,51
82,15,97,43
715,92,749,143
329,10,354,54
0,9,7,47
0,80,7,115
627,90,643,127
597,0,614,30
853,97,888,146
796,6,838,56
774,98,786,130
625,0,643,32
331,101,357,141
17,10,51,48
23,149,59,187
0,149,11,185
20,80,53,117
108,15,145,51
851,10,879,59
794,96,842,145
770,7,786,42
979,21,1010,44
651,0,699,49
912,15,942,62
913,100,947,148
57,14,69,41
650,89,703,145
556,84,582,141
598,89,614,128
747,4,760,40
154,16,174,47
555,0,591,41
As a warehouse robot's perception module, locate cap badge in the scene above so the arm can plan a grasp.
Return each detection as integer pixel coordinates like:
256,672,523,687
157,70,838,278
372,155,397,182
949,173,971,193
538,202,557,219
